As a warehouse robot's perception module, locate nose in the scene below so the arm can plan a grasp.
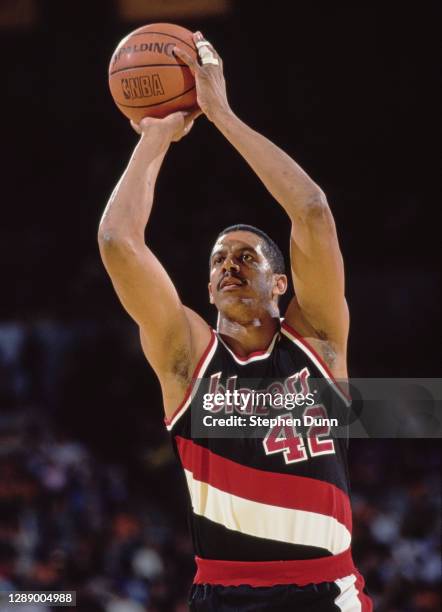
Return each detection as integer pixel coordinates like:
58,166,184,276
222,255,240,273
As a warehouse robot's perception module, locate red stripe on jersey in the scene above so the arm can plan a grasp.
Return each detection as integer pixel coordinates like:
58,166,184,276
354,570,374,611
175,436,352,531
281,321,351,402
164,329,216,427
194,547,356,586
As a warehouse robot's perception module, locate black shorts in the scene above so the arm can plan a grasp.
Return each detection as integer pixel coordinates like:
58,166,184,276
189,579,372,611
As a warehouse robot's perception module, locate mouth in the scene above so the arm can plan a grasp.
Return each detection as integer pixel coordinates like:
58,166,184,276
219,276,246,291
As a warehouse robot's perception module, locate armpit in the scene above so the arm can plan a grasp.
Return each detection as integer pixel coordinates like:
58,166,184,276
170,344,192,385
139,327,192,385
315,330,337,369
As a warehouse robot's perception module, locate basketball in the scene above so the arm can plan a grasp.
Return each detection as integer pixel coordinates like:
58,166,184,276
108,23,198,122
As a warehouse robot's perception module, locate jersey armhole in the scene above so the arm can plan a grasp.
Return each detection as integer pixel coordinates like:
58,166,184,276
281,320,351,405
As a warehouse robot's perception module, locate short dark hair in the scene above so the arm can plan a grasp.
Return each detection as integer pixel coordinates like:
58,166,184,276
212,224,286,274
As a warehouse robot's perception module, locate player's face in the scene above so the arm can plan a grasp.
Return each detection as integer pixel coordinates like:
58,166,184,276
208,231,286,317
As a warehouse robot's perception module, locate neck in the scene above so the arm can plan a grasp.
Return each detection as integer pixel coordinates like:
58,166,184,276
217,312,280,357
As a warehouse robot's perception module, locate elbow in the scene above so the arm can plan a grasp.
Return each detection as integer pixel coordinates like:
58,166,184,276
285,188,329,222
300,190,331,222
97,225,116,250
97,215,141,249
97,227,138,260
305,189,328,211
98,225,117,247
288,189,335,231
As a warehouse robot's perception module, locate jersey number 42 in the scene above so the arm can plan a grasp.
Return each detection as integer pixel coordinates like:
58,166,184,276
263,405,335,464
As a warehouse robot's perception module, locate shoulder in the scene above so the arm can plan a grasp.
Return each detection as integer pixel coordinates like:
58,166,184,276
140,307,212,376
148,307,214,419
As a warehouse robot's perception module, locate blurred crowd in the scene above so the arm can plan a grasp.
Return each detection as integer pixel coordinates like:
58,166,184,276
0,320,440,612
0,420,194,612
350,443,440,611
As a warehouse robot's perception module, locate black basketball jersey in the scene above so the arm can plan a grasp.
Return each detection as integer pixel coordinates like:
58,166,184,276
165,320,352,563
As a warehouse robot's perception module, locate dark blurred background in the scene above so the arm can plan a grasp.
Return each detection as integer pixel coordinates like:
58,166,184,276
0,1,440,611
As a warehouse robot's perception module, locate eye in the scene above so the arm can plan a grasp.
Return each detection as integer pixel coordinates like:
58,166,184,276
213,255,224,265
242,253,254,262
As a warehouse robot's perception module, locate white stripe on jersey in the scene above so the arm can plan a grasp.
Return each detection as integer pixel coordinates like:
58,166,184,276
334,574,363,611
184,468,351,554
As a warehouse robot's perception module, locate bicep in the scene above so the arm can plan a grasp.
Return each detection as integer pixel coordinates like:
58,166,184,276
289,201,349,342
99,238,192,372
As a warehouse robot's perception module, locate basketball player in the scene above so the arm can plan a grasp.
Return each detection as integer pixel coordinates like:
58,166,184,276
98,31,372,612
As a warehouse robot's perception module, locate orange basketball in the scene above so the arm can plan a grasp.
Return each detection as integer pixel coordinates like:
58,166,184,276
108,23,198,122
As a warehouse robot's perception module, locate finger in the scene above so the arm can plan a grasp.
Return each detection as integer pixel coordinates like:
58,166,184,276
184,120,194,135
173,46,197,75
167,110,187,120
130,120,141,134
187,109,203,122
193,31,216,54
193,32,220,67
172,118,194,143
163,111,190,127
181,110,201,132
194,31,205,44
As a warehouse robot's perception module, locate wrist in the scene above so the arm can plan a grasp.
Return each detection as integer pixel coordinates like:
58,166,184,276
139,125,173,149
210,105,236,128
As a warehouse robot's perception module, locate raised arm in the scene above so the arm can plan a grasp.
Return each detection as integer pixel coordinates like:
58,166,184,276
175,34,349,356
98,112,210,408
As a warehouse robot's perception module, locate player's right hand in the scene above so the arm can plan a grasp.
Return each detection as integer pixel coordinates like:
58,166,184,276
130,109,201,142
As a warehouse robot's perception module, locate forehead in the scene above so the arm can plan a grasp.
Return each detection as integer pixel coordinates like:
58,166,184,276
211,231,264,254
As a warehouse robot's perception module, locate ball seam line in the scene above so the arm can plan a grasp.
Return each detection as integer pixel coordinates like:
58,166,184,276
109,63,190,77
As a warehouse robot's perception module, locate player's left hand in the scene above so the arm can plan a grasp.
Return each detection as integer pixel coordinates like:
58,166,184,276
173,32,231,123
130,109,201,142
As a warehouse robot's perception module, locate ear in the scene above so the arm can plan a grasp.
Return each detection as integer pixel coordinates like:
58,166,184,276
272,274,288,298
208,281,215,304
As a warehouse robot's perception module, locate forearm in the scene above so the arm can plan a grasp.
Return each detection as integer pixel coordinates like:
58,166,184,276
98,128,171,245
213,110,325,219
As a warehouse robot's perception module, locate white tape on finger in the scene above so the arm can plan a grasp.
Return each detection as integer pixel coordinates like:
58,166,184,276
202,56,219,66
199,45,219,66
196,39,213,49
